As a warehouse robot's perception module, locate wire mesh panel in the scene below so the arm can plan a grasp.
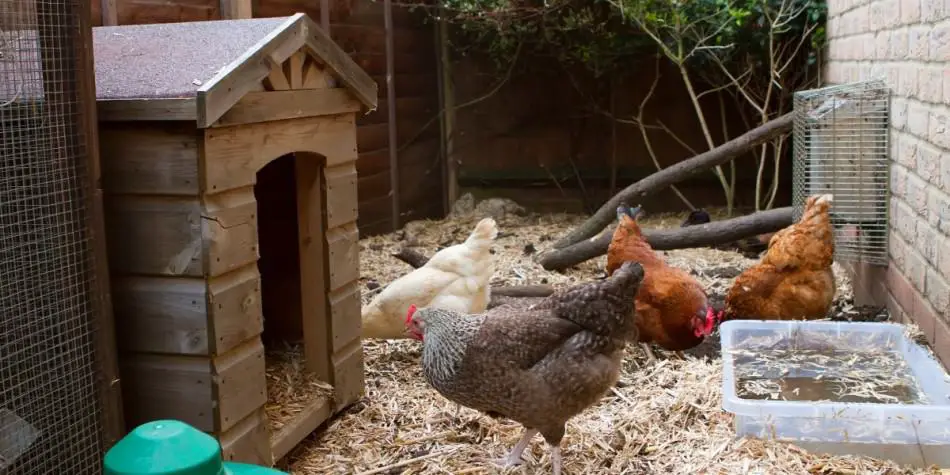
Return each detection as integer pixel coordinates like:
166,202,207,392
0,0,114,472
792,79,891,265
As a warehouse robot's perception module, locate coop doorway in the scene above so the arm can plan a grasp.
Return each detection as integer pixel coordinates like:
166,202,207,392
253,151,333,457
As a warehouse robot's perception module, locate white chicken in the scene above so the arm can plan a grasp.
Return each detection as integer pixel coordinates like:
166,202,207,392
361,217,498,339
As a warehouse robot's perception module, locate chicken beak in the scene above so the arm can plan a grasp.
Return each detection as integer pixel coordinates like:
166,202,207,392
616,205,642,221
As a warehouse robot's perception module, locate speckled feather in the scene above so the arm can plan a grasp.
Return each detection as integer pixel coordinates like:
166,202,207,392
414,261,645,446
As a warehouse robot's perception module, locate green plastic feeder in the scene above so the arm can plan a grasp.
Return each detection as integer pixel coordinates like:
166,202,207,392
104,420,287,475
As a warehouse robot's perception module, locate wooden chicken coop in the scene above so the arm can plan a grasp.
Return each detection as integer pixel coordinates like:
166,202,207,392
93,13,377,464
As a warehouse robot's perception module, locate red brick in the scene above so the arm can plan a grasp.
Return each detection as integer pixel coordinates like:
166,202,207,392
888,266,937,340
933,317,950,370
887,293,907,323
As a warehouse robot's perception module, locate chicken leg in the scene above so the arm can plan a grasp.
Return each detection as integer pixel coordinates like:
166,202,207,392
494,428,538,467
640,342,657,363
550,444,562,475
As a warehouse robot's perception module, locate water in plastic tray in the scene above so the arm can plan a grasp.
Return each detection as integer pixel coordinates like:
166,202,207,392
719,320,950,468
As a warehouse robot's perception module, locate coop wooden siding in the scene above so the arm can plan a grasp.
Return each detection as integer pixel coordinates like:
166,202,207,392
112,270,263,356
119,339,266,433
102,192,258,278
825,0,950,369
98,122,201,196
219,408,272,465
202,113,358,195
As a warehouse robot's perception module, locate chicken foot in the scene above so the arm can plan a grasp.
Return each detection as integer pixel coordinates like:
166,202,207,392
493,428,538,467
640,343,687,363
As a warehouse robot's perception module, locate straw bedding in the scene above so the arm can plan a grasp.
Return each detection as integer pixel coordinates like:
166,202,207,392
274,205,940,474
266,342,335,434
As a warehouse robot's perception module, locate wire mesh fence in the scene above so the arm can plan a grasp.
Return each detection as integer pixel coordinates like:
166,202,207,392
1,0,112,472
792,79,891,266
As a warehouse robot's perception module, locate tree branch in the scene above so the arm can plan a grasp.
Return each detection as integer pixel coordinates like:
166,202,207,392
551,111,795,249
539,207,795,271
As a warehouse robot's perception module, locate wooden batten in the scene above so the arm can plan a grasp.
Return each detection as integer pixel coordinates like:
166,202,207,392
213,338,267,433
324,162,359,229
111,276,209,354
202,113,358,194
220,408,272,465
208,264,264,355
120,353,214,431
330,341,364,409
211,89,361,128
201,186,259,277
326,222,360,290
328,281,361,353
99,121,201,196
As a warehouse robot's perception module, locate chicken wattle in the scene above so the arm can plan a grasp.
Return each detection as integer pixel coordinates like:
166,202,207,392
405,261,645,475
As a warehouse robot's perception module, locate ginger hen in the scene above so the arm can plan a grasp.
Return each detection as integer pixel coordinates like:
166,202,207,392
723,194,836,321
361,217,497,339
405,261,646,475
606,205,720,363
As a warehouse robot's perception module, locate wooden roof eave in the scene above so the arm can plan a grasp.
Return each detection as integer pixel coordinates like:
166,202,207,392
299,15,378,113
195,13,378,128
95,13,378,126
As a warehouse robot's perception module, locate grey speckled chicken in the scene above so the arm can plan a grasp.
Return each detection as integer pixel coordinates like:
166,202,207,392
405,261,645,474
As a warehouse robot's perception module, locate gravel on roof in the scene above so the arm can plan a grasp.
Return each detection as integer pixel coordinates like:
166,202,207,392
93,17,289,100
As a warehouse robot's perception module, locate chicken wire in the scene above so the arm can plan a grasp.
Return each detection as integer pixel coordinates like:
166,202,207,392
0,0,112,473
792,79,890,266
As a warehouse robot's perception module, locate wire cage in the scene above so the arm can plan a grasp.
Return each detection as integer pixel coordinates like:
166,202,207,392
792,79,891,266
0,0,121,472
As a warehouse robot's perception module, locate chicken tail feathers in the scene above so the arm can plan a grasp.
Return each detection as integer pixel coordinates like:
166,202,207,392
549,261,644,340
464,217,499,249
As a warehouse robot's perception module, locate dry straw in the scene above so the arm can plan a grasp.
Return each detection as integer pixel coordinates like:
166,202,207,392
270,209,938,475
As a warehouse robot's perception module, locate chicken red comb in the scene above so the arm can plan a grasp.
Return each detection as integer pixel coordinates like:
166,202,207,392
703,307,716,335
405,304,418,325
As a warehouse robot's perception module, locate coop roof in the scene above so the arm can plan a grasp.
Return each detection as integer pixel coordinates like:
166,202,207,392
93,14,377,127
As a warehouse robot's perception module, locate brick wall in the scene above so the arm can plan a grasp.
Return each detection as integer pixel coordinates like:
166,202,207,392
825,0,950,367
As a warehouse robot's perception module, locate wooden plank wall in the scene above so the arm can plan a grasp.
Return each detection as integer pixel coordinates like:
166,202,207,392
91,0,444,236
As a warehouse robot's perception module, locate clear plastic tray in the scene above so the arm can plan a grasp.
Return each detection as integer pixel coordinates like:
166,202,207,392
720,320,950,467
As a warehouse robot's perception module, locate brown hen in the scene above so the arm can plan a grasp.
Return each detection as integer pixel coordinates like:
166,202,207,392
606,205,720,363
723,194,837,321
405,261,645,475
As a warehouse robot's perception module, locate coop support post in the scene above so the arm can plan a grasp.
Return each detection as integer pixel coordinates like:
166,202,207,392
320,0,330,33
77,0,125,446
100,0,117,25
436,2,457,213
384,0,400,230
219,0,253,19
